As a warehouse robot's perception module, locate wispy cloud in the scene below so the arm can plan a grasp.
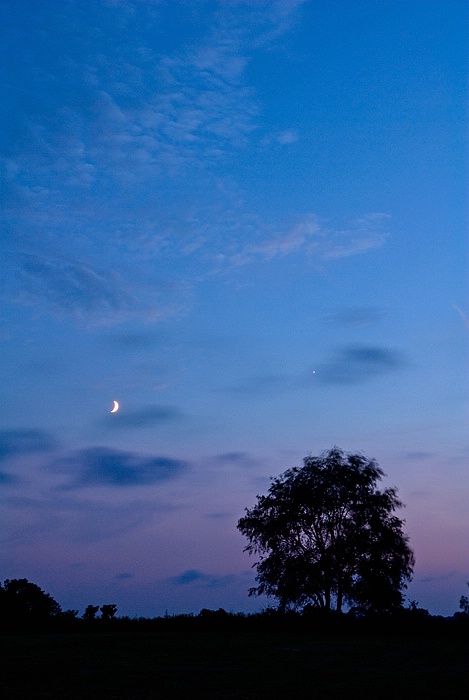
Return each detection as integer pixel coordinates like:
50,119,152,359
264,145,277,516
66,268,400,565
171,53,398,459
321,213,390,260
0,429,57,462
418,570,460,584
227,344,407,396
276,129,299,145
2,0,306,192
52,447,189,488
216,213,390,269
322,307,386,328
1,1,309,326
115,572,134,580
10,252,187,325
1,492,174,544
170,569,204,585
236,217,320,262
452,304,469,328
169,568,235,589
203,511,233,521
2,1,389,328
210,452,259,469
104,331,165,350
0,471,18,485
226,372,292,396
316,345,406,385
16,253,134,318
403,451,436,461
102,405,184,429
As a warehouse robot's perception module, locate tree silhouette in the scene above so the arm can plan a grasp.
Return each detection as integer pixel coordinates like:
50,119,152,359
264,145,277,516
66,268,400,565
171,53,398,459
100,603,118,620
459,582,469,615
0,578,62,627
237,447,414,613
83,604,100,620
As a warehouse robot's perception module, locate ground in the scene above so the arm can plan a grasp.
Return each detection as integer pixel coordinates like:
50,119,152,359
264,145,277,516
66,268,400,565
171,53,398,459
1,626,468,699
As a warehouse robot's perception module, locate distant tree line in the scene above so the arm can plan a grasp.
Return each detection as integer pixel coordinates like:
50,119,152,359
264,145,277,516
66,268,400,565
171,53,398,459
0,578,118,633
83,603,118,621
1,577,469,637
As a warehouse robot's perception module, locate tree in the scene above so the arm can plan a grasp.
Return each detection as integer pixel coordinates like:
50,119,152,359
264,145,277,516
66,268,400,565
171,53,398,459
237,447,414,613
0,578,62,627
100,603,118,620
459,582,469,615
83,604,100,620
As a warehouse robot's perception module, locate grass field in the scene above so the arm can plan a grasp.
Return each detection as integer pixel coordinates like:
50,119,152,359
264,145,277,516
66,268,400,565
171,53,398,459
1,627,468,699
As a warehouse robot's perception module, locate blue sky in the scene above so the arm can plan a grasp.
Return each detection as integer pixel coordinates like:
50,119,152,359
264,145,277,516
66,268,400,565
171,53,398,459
1,0,467,617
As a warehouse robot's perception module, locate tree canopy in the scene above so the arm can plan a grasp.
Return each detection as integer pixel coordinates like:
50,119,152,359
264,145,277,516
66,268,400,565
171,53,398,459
237,447,414,613
100,603,118,620
0,578,62,626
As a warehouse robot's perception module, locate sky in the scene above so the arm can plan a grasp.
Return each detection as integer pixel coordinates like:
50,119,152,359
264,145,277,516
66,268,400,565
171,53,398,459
1,0,467,618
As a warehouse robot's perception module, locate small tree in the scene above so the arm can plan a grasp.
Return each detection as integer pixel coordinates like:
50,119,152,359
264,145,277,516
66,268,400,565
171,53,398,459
100,603,118,620
237,447,414,613
459,582,469,615
83,604,100,620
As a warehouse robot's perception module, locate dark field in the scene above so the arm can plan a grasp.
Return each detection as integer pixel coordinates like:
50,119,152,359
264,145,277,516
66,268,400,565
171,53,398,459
1,626,468,699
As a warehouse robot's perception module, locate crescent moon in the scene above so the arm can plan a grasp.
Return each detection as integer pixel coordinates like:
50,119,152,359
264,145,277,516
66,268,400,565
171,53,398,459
111,400,119,413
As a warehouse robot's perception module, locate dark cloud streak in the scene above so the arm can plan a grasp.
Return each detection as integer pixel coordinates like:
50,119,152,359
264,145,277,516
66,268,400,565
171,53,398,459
169,569,235,588
0,428,57,462
224,345,407,397
54,447,188,488
316,345,406,386
0,471,18,485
